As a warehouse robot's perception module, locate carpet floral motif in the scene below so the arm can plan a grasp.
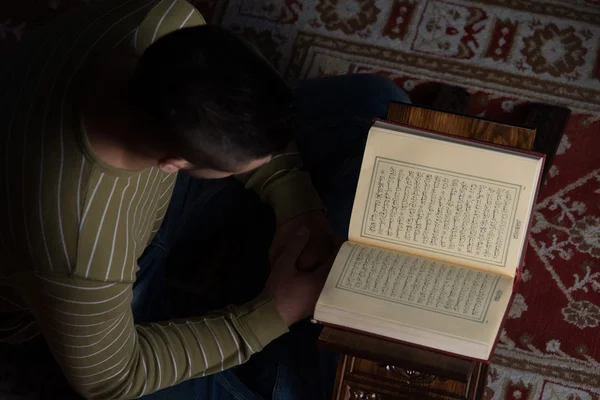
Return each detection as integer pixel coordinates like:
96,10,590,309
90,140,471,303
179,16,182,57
568,216,600,257
412,1,488,59
315,0,380,35
521,22,588,78
561,300,600,329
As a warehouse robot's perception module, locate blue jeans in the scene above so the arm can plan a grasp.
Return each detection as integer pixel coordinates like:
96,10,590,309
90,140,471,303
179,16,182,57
133,74,411,400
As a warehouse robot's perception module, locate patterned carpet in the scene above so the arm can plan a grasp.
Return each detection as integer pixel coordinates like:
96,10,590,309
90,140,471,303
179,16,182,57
2,0,600,399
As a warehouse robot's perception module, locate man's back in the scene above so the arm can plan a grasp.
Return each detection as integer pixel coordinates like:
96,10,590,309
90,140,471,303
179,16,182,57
0,0,205,337
0,2,270,398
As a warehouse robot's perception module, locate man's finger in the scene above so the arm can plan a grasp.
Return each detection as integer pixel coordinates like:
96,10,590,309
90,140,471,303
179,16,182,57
299,255,336,296
268,236,284,265
317,253,336,278
296,237,322,271
274,226,310,268
297,233,338,271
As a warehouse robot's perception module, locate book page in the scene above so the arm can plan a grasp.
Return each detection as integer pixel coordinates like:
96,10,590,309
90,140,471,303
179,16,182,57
332,243,507,323
349,121,544,276
361,159,519,270
315,242,514,358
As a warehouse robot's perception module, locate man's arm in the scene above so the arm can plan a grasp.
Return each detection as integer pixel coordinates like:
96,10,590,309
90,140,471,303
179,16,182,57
237,140,340,272
236,141,324,224
20,273,287,399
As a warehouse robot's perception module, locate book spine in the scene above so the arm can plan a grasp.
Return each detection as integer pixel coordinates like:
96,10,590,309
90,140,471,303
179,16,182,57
489,290,518,360
312,319,490,363
514,152,546,290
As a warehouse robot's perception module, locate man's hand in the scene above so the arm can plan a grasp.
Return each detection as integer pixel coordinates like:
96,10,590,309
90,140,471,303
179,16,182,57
265,227,333,326
270,210,339,271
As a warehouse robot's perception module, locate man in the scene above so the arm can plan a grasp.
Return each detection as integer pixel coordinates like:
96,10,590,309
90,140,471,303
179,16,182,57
0,0,410,398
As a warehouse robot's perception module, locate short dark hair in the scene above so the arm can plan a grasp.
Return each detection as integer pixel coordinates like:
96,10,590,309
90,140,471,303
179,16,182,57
127,25,294,171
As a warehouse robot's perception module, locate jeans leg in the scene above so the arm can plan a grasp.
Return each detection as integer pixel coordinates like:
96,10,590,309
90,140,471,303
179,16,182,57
132,173,233,323
133,173,270,400
143,369,264,400
292,74,411,237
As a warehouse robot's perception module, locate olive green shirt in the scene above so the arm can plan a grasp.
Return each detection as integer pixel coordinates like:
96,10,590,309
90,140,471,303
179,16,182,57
0,0,323,398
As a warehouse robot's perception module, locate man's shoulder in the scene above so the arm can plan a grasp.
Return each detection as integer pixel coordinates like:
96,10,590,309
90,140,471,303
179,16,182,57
133,0,206,56
0,0,192,278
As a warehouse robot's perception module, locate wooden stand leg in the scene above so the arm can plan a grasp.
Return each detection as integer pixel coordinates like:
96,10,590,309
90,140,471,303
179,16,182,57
333,355,349,400
472,363,490,400
431,84,472,115
523,104,571,183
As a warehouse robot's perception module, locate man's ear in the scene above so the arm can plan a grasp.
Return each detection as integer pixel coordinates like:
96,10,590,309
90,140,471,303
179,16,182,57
157,157,192,174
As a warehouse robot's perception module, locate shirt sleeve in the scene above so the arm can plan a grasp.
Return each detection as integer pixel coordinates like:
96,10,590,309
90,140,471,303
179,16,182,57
19,273,288,399
133,0,206,57
236,141,325,224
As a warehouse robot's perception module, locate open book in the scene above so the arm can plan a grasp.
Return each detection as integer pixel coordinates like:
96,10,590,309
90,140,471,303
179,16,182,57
313,120,545,361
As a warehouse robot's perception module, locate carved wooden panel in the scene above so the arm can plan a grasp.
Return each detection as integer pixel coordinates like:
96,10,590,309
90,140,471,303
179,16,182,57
318,327,473,383
379,365,438,385
347,357,467,398
343,381,462,400
348,387,379,399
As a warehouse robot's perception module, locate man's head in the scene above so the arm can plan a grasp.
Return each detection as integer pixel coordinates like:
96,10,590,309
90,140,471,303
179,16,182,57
127,25,294,178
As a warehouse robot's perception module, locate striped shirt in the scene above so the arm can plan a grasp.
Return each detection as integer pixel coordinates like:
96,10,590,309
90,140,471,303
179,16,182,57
0,0,323,398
